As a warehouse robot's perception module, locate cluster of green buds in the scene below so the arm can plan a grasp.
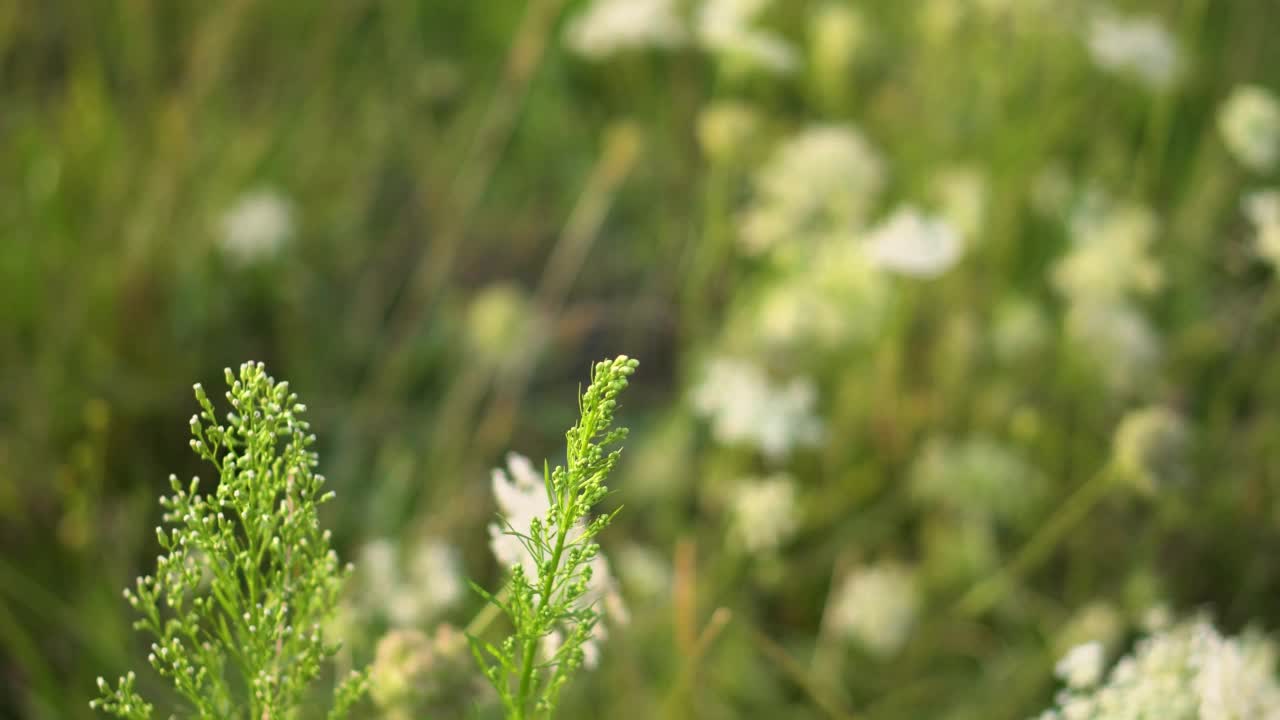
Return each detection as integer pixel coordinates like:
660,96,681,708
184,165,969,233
91,362,366,719
470,355,638,720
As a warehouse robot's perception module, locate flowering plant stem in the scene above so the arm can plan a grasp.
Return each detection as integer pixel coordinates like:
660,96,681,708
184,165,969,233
90,362,367,719
469,355,638,720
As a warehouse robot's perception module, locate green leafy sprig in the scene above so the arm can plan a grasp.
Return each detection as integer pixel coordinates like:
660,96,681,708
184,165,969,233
470,355,639,720
91,362,367,719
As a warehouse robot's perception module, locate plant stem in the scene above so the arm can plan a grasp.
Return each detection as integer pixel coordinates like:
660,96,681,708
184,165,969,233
516,518,571,719
955,467,1118,616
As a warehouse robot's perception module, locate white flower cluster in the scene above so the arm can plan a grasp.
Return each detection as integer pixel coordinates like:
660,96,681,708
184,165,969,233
563,0,686,59
1038,618,1280,720
564,0,796,72
740,125,886,254
1085,10,1180,92
1110,405,1190,493
828,563,920,659
356,537,463,627
865,206,964,279
1053,202,1164,392
733,239,890,353
728,474,797,554
696,0,796,73
739,125,965,277
691,356,824,462
489,453,628,668
1244,189,1280,270
1219,85,1280,173
218,188,293,265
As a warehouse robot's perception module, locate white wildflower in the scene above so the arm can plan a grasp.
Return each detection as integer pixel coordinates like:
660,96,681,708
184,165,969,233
1244,189,1280,269
1111,405,1190,493
864,206,963,278
465,283,540,368
690,357,824,461
730,241,890,353
1038,617,1280,720
740,125,886,254
355,538,463,627
696,100,762,163
218,188,293,265
489,453,554,578
409,540,464,616
829,563,920,658
1064,301,1161,393
357,540,399,601
1057,642,1106,690
728,474,797,554
809,4,866,89
697,0,797,73
1085,11,1180,91
564,0,686,59
1054,203,1162,305
1218,85,1280,172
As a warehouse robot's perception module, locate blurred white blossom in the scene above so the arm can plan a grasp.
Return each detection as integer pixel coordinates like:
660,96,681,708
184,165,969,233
1064,301,1161,393
490,453,627,668
466,283,541,369
1244,189,1280,269
697,100,762,164
369,628,436,718
1053,200,1164,392
740,125,886,254
809,4,866,92
1218,85,1280,172
355,537,463,627
1085,11,1180,91
829,563,920,658
219,188,293,265
1038,617,1280,720
728,474,797,554
1111,405,1191,493
1056,641,1107,690
697,0,797,73
691,357,824,461
564,0,686,59
731,241,890,354
489,452,554,578
1055,203,1162,304
864,206,964,278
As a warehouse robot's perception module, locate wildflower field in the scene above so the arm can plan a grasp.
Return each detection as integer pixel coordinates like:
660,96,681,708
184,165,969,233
5,1,1280,718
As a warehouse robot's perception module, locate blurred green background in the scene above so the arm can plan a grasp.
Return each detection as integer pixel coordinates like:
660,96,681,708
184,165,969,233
5,0,1280,717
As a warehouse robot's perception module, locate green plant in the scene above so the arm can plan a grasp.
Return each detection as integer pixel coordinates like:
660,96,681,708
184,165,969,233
469,355,638,719
90,362,367,719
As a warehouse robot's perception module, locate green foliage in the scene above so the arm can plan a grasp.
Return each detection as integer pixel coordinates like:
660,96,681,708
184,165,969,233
90,362,367,719
470,356,638,720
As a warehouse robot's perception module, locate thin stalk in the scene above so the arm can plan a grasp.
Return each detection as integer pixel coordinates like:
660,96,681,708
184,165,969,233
955,468,1118,616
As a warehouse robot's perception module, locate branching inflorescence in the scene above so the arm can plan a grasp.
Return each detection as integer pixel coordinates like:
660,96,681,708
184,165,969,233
470,355,638,719
91,362,366,719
